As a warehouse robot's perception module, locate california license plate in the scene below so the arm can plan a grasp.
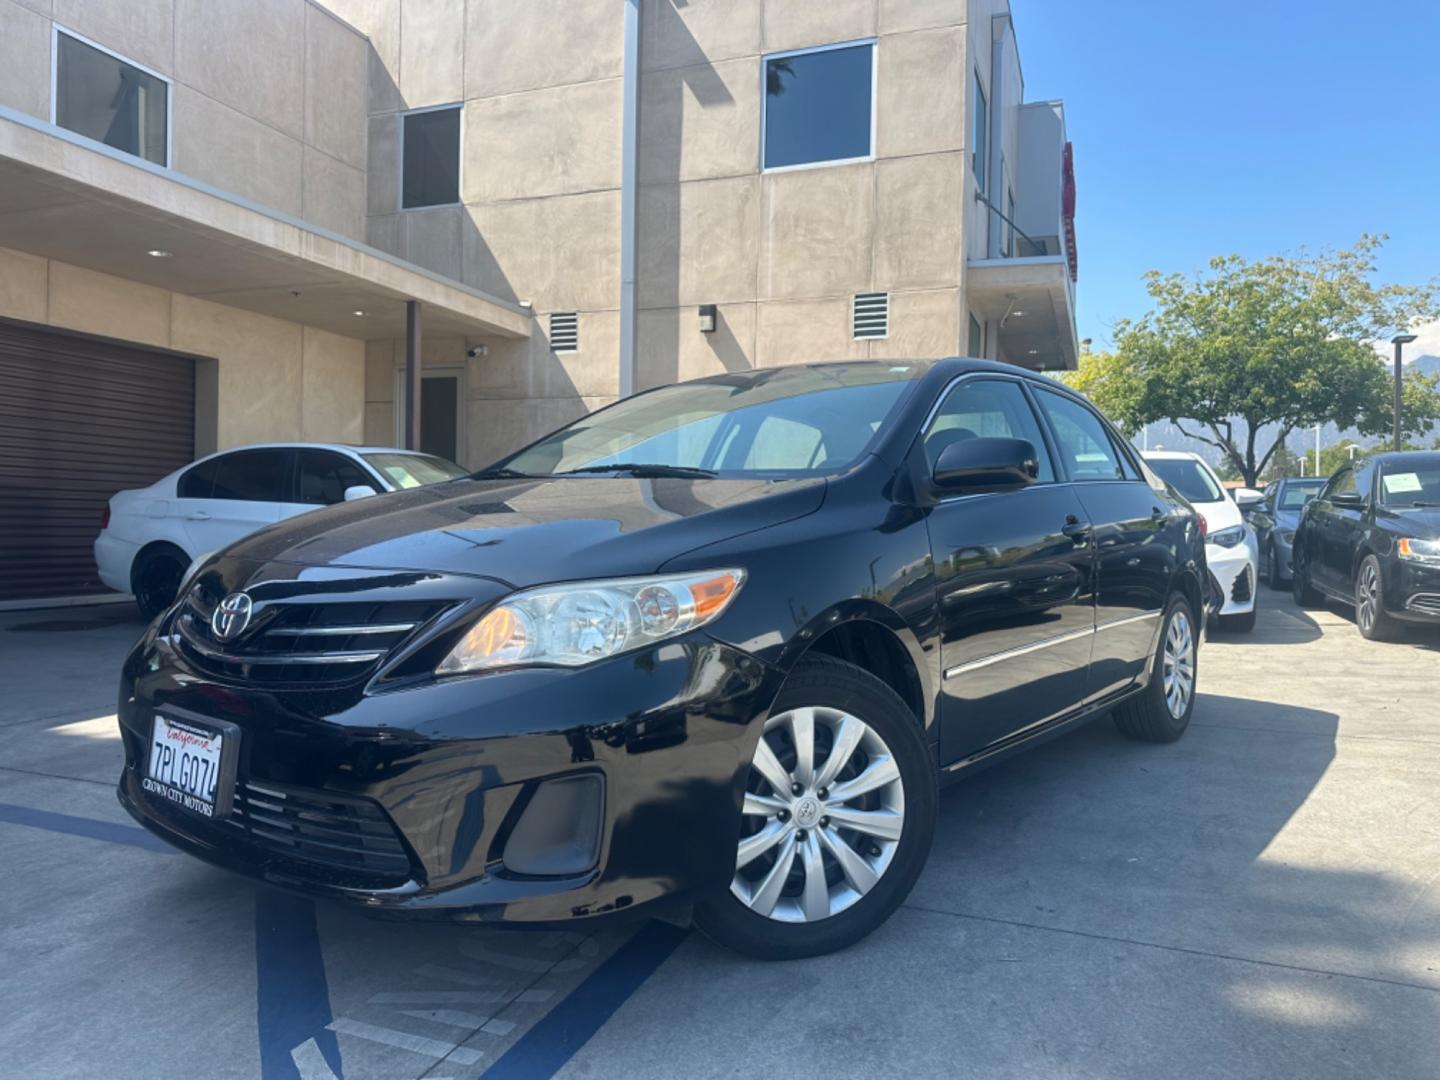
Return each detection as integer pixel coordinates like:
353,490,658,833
144,715,228,818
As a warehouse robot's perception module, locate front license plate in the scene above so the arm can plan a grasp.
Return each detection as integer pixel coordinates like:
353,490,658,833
144,715,228,818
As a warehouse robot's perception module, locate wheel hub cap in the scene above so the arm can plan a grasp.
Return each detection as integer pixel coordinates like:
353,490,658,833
1162,609,1195,720
731,706,906,924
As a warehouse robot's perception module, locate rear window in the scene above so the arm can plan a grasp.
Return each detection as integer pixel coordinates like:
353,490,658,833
1146,458,1224,503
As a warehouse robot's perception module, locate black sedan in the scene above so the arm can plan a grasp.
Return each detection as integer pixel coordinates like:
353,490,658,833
1292,451,1440,640
117,359,1207,958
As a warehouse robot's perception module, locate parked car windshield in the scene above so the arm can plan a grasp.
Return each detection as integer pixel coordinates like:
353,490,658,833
1277,478,1326,509
1146,458,1224,503
498,364,923,478
363,452,469,489
1377,461,1440,507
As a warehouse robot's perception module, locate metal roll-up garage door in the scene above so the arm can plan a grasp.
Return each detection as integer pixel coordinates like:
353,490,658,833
0,319,195,603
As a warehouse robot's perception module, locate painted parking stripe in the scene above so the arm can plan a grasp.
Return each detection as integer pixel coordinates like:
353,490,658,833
327,1018,485,1066
255,889,342,1080
289,1038,340,1080
371,988,554,1006
0,801,175,854
480,921,688,1079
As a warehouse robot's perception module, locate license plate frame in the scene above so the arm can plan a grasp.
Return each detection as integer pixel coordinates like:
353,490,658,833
143,709,241,819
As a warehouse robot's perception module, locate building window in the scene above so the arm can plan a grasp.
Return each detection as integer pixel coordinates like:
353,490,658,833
53,29,169,166
968,314,984,357
971,71,988,192
401,105,461,209
762,41,874,171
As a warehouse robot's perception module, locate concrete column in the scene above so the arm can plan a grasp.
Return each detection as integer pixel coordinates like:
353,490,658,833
618,0,640,399
405,300,422,450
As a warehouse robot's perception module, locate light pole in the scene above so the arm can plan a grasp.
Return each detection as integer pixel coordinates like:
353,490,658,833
1392,332,1418,452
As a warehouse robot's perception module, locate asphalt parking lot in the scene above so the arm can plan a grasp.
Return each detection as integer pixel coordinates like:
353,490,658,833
3,594,1439,1079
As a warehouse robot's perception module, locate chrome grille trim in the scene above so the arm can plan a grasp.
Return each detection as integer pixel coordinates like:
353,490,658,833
264,623,418,637
1405,593,1440,616
176,613,386,664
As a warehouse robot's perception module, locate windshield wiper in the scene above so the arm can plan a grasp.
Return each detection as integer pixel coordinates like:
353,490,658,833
1406,500,1440,508
468,467,536,480
559,462,718,479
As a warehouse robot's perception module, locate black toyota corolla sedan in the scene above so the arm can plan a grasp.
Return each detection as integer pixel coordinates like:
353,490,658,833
118,359,1207,958
1291,451,1440,640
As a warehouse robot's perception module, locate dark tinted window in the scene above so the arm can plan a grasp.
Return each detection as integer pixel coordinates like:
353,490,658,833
763,44,873,170
1145,458,1224,503
56,33,167,165
294,450,374,506
209,449,291,502
402,107,461,208
1322,468,1357,501
177,458,219,499
1034,389,1128,481
925,379,1054,482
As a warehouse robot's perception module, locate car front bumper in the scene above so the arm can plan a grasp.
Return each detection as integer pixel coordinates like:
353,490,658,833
1389,559,1440,624
116,621,782,924
1205,536,1258,616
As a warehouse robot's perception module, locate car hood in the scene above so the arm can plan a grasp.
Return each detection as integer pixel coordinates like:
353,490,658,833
1381,506,1440,538
215,474,828,588
1195,497,1243,533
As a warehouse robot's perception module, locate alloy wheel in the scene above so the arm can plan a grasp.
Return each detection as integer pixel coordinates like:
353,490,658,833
1357,561,1380,635
1162,609,1195,719
731,706,905,924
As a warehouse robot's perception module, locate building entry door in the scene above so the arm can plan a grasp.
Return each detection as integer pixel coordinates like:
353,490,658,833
395,367,463,465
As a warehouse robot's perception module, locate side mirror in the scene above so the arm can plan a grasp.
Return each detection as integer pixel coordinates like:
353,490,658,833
1234,488,1264,510
933,437,1039,492
1331,491,1365,509
343,484,378,502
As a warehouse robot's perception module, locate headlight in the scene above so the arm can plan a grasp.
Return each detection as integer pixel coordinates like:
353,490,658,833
437,569,746,675
1398,538,1440,565
1209,525,1246,549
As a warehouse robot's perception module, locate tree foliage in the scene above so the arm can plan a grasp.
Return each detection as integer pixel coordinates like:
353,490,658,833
1067,236,1440,485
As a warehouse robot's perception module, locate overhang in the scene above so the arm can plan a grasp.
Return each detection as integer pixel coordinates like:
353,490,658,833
967,254,1079,372
0,108,531,341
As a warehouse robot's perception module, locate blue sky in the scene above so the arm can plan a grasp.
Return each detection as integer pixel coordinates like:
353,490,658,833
1015,0,1440,352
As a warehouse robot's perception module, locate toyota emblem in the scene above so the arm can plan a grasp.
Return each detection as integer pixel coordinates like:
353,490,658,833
210,592,253,642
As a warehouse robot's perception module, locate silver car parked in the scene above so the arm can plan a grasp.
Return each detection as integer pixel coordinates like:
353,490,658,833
1254,476,1328,587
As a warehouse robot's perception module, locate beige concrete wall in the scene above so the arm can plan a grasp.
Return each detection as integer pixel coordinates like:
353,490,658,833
0,244,365,453
0,0,369,243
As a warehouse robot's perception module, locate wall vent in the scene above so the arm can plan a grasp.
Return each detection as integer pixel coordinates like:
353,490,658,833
852,293,889,339
550,312,579,352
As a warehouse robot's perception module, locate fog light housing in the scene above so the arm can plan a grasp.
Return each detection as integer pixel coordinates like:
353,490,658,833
501,774,604,876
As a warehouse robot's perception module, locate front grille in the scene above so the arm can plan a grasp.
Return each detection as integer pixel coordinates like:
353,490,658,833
217,780,415,887
1406,593,1440,617
174,593,450,685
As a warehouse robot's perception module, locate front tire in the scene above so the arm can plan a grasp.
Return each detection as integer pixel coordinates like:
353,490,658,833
132,545,188,619
1292,553,1323,608
1267,546,1288,591
1113,594,1197,743
1355,555,1402,642
694,655,936,960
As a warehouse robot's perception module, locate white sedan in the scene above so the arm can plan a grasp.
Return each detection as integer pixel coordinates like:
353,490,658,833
1142,450,1260,633
95,443,468,617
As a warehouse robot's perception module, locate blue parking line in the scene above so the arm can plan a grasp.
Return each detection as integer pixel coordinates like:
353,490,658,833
481,921,689,1080
255,889,343,1079
0,801,176,853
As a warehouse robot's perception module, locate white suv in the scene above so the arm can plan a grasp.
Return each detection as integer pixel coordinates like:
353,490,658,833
95,444,467,617
1142,451,1260,633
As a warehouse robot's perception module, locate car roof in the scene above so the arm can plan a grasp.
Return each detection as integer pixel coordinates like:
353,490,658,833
1368,450,1440,468
192,443,430,458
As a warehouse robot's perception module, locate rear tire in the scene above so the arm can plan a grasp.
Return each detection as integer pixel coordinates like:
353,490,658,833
694,655,936,960
1355,554,1402,642
132,545,188,620
1113,594,1197,743
1291,555,1323,608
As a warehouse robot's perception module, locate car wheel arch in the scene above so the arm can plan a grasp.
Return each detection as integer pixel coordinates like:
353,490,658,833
130,539,191,586
782,604,933,735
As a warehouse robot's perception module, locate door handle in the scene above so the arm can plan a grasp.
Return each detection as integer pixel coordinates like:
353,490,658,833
1062,516,1092,543
185,511,211,521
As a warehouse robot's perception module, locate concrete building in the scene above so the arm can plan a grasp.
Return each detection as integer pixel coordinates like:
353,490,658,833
0,0,1077,602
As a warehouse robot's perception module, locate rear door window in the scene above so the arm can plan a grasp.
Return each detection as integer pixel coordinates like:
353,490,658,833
1033,388,1128,482
209,449,293,502
177,458,220,498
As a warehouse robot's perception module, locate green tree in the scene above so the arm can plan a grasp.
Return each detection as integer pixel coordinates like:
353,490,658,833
1066,235,1440,486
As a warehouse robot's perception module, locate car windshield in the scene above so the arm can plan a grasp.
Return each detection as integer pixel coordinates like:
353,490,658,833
1278,479,1326,509
363,452,469,489
1146,458,1224,503
1377,462,1440,507
497,364,923,478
